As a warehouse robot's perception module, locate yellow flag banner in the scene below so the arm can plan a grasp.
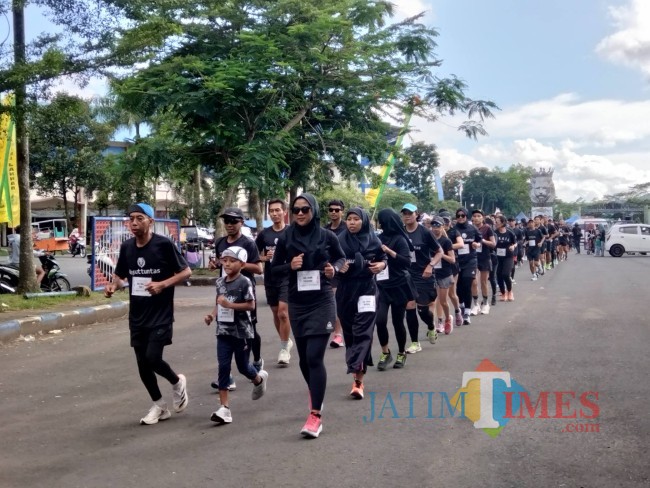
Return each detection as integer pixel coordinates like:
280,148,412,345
364,108,414,209
0,95,20,227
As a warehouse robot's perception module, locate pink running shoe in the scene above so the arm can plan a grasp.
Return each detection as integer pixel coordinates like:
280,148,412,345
455,312,463,328
330,334,344,348
436,320,445,334
300,412,322,438
444,318,453,335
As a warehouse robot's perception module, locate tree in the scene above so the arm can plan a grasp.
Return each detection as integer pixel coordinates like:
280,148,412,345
442,170,467,203
29,94,112,227
393,142,439,211
377,187,418,214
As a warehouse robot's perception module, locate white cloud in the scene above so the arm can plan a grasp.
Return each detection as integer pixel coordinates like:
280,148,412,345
596,0,650,77
51,76,108,100
390,0,434,22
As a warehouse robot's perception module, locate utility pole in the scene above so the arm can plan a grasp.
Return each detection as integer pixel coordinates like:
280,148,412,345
13,0,38,292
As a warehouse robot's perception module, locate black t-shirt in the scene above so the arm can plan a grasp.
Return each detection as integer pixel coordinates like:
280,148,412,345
376,234,412,289
215,234,261,284
495,228,517,258
547,224,557,239
539,225,549,240
477,224,494,260
324,222,346,237
215,274,255,339
405,224,441,279
114,233,188,329
255,226,288,287
513,227,525,241
453,223,482,269
525,228,543,247
433,235,454,279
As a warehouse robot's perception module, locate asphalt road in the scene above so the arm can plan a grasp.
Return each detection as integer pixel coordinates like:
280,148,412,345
1,252,649,488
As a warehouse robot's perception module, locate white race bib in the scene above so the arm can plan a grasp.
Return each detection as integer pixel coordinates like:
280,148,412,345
297,270,321,291
434,260,442,269
217,304,235,323
410,251,416,263
529,239,536,246
497,247,506,257
476,243,482,252
132,277,152,297
357,295,376,313
376,266,389,281
458,244,470,255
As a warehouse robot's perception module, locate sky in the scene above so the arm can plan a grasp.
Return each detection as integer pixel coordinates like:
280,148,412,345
16,0,650,202
391,0,650,201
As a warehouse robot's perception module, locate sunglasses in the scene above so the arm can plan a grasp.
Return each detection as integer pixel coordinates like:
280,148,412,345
292,206,311,215
328,208,341,213
401,210,414,216
223,218,242,225
456,214,467,218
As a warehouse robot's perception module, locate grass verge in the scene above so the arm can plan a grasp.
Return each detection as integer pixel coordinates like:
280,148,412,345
0,291,128,313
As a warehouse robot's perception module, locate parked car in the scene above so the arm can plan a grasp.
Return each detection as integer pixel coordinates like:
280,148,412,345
181,225,214,248
605,223,650,257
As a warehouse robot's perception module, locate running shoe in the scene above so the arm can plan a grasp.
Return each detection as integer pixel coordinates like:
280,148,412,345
227,375,236,391
377,351,393,371
436,320,445,334
499,293,507,302
330,334,344,348
253,358,264,373
426,329,438,344
172,373,189,413
462,313,471,325
251,370,268,400
277,347,291,366
301,412,323,438
480,302,490,315
140,403,171,425
511,279,517,285
405,341,422,354
507,291,514,302
470,302,480,316
350,380,364,399
444,318,453,335
210,405,232,424
393,353,407,368
455,311,463,327
491,295,497,306
531,274,538,281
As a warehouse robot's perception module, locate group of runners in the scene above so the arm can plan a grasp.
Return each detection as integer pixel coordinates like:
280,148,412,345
108,198,574,441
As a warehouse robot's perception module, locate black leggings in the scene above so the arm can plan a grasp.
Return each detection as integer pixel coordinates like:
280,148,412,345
489,255,498,296
497,256,514,293
134,343,179,402
295,334,329,411
376,298,407,353
457,273,474,311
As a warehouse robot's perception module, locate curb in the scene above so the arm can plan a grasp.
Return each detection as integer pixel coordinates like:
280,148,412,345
0,301,129,344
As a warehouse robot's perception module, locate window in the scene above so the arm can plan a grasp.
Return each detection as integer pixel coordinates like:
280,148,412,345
619,226,638,235
640,226,650,236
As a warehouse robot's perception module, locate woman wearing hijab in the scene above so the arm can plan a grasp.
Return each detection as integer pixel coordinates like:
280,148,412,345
494,215,517,301
271,194,346,438
375,208,417,370
336,207,387,399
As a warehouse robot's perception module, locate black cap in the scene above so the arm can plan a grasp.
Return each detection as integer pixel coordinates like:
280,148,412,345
431,217,444,227
471,208,484,216
220,207,245,219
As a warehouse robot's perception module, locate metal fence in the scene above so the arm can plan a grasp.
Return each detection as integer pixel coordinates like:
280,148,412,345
88,217,181,291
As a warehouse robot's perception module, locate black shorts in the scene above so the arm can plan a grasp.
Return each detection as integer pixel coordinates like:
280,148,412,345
130,324,173,348
477,258,492,272
559,237,568,246
527,248,540,261
264,283,288,307
545,241,553,253
413,278,437,306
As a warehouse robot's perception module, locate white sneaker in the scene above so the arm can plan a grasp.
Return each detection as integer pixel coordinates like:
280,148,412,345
470,303,480,316
531,274,538,281
405,341,422,354
172,374,188,413
210,405,232,424
480,303,490,315
252,370,268,400
278,347,291,365
140,403,171,425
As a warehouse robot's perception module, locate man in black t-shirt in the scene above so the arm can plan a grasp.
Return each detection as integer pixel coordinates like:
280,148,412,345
214,207,264,372
255,199,293,366
106,203,191,425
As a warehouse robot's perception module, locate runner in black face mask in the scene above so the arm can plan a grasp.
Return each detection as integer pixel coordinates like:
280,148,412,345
452,208,482,325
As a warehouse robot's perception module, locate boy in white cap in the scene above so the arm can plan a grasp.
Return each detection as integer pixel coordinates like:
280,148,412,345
204,246,268,424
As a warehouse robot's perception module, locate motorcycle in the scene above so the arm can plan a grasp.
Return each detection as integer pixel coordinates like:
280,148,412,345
68,235,86,258
0,252,71,294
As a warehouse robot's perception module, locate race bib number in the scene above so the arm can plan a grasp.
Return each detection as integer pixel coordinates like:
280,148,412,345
217,304,235,323
529,239,536,246
132,277,152,297
496,248,506,257
410,251,416,263
458,244,470,255
297,270,321,291
357,295,376,313
376,266,389,281
476,243,482,252
434,260,442,269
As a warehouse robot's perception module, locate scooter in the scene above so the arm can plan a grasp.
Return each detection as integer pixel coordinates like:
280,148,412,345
68,235,86,258
0,252,70,293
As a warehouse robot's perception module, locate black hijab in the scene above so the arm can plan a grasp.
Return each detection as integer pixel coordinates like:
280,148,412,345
378,208,414,252
339,207,382,268
286,193,322,253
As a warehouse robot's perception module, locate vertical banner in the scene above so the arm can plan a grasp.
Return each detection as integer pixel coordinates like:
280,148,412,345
0,95,20,227
365,108,414,209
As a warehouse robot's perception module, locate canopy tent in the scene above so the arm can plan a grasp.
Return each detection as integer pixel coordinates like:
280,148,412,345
515,211,528,222
244,219,273,230
565,214,580,224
